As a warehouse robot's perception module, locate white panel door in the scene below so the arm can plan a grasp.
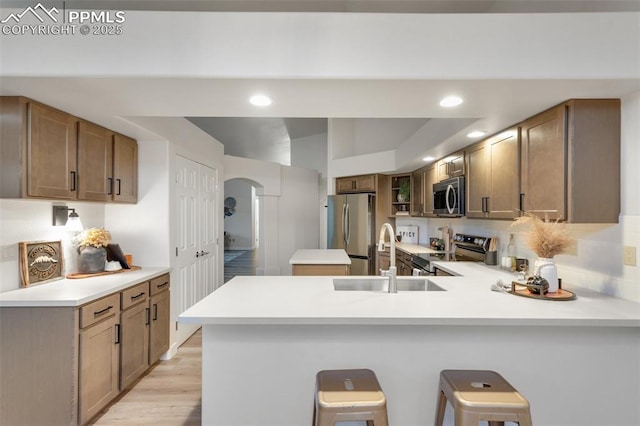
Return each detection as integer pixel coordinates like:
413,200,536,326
198,164,219,296
176,155,219,316
175,155,199,314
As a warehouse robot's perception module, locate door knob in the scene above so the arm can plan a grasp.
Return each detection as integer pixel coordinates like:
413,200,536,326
200,250,210,256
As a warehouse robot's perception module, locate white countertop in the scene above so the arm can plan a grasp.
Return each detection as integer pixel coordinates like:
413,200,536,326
289,249,351,265
394,242,441,254
180,261,640,327
0,267,170,307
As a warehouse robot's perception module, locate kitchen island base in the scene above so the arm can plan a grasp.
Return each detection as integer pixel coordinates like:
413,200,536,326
201,324,639,426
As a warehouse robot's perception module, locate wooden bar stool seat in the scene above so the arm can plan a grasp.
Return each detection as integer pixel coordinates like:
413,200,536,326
435,370,532,426
313,368,388,426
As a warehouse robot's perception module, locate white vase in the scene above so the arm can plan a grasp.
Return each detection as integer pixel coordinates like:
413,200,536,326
534,257,558,293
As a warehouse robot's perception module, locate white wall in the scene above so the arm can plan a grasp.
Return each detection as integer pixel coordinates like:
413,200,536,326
0,200,105,292
291,132,328,248
105,138,170,267
224,155,320,275
279,165,320,274
224,180,255,250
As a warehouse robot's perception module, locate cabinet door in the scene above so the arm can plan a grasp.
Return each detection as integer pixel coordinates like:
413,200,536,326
149,290,171,364
520,106,566,220
465,141,489,218
450,152,465,177
422,164,437,216
487,128,520,219
410,168,423,216
336,177,355,193
354,175,375,192
79,316,119,425
78,122,113,202
437,151,465,181
120,301,150,390
27,102,78,199
112,134,138,203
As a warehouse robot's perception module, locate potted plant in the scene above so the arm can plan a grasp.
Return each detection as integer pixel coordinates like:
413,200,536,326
398,179,410,203
510,213,572,292
73,228,111,273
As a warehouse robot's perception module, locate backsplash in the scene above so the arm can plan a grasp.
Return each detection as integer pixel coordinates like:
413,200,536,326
0,199,106,292
396,215,640,303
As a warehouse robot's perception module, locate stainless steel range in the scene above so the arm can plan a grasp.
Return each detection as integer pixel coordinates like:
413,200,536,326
411,233,489,275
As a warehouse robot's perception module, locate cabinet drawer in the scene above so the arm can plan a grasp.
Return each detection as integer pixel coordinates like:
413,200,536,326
121,282,149,310
80,293,120,329
150,274,170,296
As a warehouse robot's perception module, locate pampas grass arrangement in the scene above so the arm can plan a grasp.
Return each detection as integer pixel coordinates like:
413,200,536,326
511,213,572,258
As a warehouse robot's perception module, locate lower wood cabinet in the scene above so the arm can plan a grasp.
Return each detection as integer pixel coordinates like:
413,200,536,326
119,283,150,390
79,317,120,424
395,250,413,276
149,274,171,364
292,264,350,276
0,272,171,426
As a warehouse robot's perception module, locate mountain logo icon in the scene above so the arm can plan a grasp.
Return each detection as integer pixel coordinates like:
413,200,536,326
1,3,60,24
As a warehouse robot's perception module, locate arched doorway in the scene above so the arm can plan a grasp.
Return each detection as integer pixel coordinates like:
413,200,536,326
223,178,263,282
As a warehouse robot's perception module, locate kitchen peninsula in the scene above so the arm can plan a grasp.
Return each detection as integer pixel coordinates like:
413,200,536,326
179,263,640,426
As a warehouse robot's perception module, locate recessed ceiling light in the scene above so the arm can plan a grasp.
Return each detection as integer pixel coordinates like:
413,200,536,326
422,156,435,162
467,131,486,138
439,96,463,107
249,94,272,107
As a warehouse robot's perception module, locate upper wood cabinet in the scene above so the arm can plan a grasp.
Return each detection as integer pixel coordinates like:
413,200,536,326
112,134,138,203
422,163,438,217
466,127,520,219
78,121,113,202
336,174,377,193
1,97,78,199
437,150,465,181
410,168,423,216
520,99,620,222
0,96,138,203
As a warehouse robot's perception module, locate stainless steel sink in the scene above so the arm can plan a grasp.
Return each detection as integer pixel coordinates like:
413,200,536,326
333,278,445,292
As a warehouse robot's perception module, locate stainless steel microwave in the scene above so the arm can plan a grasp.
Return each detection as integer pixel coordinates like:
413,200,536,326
433,176,465,216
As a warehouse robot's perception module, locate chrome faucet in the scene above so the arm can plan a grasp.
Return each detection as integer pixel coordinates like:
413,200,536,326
377,222,397,293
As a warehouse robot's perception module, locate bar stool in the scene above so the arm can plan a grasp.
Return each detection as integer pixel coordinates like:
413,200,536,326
313,368,389,426
435,370,532,426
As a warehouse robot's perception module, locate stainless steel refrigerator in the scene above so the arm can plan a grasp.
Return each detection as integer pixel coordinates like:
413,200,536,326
327,193,375,275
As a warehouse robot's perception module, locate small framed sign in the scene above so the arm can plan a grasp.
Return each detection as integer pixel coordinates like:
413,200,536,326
396,225,419,244
18,240,64,287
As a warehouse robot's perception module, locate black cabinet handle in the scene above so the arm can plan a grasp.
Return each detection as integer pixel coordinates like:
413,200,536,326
153,303,158,321
519,193,525,212
157,282,169,289
115,323,121,344
117,178,121,195
70,171,77,191
94,305,113,316
108,177,113,195
146,307,150,326
131,292,146,300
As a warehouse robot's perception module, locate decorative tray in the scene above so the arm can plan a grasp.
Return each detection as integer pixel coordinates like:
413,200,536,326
509,281,576,301
66,265,141,279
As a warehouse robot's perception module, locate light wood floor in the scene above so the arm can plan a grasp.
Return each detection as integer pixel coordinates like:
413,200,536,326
92,252,256,425
91,330,202,425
